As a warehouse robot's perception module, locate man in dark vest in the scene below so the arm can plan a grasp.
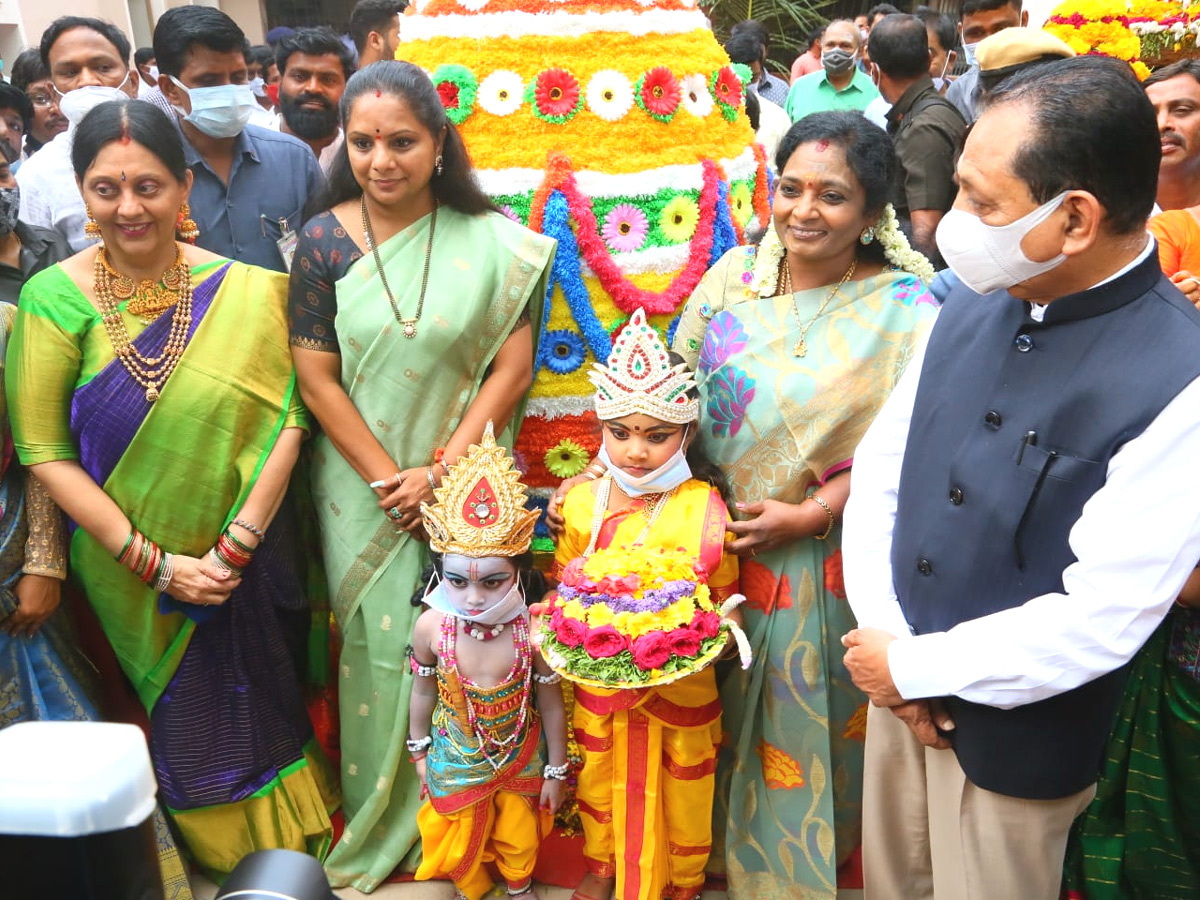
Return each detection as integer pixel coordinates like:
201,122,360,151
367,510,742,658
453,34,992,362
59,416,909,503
839,56,1200,899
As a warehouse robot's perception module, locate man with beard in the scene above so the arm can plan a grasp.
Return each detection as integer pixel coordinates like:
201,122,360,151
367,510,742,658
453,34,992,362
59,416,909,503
9,50,68,158
1145,60,1200,211
155,5,322,272
274,29,353,171
350,0,407,67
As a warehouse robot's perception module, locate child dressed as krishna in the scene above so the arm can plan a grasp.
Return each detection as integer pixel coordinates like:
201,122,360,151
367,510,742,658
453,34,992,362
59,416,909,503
407,423,569,900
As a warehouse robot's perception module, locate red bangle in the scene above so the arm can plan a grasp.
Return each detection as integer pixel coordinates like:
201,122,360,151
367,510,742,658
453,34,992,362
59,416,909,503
433,447,446,465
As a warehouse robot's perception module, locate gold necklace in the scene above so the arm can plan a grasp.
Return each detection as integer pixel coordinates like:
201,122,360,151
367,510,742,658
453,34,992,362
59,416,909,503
98,246,188,323
360,196,436,339
93,246,193,403
584,475,677,556
778,255,857,357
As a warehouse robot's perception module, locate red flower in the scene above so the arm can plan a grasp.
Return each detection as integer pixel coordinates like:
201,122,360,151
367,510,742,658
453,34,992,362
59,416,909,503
559,557,585,588
597,574,640,595
437,81,461,110
740,559,794,614
824,549,846,600
583,624,628,658
638,67,681,121
631,631,672,670
669,627,702,658
555,617,588,648
713,66,743,107
534,68,581,120
691,610,721,639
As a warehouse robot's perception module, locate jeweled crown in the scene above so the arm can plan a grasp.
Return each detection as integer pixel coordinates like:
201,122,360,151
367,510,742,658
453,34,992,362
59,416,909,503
590,308,699,424
420,422,539,558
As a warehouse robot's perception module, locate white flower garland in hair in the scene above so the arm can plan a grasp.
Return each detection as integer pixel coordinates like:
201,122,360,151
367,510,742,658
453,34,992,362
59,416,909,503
874,203,937,284
750,203,935,297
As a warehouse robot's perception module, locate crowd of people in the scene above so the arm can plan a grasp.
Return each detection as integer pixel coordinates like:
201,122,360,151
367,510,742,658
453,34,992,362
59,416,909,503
0,2,1198,900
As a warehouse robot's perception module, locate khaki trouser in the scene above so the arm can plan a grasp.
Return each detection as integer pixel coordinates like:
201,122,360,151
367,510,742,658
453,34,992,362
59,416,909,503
862,703,1096,900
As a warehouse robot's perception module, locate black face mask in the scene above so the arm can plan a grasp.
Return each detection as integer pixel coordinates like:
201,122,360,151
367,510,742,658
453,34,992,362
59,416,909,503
822,48,857,75
279,90,339,141
0,186,19,237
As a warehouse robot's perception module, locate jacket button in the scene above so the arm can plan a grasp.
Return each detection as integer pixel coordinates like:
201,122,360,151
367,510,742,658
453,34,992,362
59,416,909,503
1014,333,1034,352
949,487,964,505
984,410,1002,427
917,558,933,575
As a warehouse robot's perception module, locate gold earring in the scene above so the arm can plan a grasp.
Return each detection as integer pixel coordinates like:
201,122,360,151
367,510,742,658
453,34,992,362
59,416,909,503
84,204,102,240
176,201,199,244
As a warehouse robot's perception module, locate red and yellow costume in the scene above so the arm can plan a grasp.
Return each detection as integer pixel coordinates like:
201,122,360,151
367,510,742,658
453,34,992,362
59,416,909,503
556,478,739,900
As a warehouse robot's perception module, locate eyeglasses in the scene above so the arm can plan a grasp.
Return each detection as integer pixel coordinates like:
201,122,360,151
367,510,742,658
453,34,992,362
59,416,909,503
27,93,56,109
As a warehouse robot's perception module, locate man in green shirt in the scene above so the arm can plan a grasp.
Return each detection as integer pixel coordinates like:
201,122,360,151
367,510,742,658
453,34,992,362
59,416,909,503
784,20,880,122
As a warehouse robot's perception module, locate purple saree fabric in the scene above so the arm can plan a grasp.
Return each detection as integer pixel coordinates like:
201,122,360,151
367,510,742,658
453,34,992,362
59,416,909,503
69,262,231,491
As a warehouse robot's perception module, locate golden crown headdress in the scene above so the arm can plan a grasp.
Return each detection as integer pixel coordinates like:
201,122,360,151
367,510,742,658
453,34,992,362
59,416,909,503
420,422,539,558
590,308,699,424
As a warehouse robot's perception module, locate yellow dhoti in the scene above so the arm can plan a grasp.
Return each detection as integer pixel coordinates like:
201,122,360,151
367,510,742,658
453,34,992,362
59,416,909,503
575,671,721,900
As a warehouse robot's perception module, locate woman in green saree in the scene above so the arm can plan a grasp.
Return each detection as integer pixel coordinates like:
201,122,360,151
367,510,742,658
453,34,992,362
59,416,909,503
289,62,554,892
7,101,337,881
670,113,937,900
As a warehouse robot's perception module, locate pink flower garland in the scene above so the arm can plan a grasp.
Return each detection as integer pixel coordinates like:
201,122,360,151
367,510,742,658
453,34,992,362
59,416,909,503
532,153,720,315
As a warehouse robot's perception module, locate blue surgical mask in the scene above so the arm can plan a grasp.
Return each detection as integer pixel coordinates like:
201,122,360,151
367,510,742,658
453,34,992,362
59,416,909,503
169,77,256,138
598,426,693,497
962,40,981,67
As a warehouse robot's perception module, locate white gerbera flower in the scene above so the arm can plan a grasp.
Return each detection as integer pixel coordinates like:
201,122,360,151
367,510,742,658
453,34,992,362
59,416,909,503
681,73,714,118
586,70,635,122
478,70,524,116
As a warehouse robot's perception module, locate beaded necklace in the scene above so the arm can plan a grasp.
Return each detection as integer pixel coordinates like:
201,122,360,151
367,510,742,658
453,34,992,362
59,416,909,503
584,474,676,556
93,246,193,403
438,613,533,771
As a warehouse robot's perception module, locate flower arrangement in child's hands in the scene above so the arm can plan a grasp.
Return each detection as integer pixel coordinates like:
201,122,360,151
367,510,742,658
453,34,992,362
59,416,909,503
541,545,749,688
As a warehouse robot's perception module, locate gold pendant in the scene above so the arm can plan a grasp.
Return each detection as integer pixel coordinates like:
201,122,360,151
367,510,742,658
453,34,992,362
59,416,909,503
793,338,807,357
145,386,160,402
403,322,417,338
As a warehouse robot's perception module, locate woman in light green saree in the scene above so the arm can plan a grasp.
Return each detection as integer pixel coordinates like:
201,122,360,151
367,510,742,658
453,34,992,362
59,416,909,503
671,113,937,900
8,102,336,883
290,63,554,892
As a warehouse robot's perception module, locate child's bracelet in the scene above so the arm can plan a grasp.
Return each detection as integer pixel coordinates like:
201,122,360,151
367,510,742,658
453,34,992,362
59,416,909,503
532,671,561,685
406,735,433,755
543,762,570,781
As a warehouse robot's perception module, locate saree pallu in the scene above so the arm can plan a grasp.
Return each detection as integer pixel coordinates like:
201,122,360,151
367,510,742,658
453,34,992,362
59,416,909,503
555,480,739,900
8,261,337,880
673,246,937,900
1065,612,1200,899
314,208,553,891
415,652,548,900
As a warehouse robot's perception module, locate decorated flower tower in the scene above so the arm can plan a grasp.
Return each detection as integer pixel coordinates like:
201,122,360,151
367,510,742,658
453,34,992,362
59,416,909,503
399,0,773,546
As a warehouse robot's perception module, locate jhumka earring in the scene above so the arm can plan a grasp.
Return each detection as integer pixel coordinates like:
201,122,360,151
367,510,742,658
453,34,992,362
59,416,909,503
84,204,102,240
176,202,199,244
859,226,876,246
434,154,444,177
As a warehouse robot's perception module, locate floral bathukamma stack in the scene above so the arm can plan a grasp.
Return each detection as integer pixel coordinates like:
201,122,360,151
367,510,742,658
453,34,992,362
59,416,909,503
542,546,745,687
398,0,772,547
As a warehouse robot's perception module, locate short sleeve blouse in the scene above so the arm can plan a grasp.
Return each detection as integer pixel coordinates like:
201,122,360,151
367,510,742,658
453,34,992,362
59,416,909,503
287,210,363,352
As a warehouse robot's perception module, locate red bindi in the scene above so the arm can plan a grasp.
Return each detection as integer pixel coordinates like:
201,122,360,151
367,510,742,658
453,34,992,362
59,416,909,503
815,139,829,152
375,89,382,98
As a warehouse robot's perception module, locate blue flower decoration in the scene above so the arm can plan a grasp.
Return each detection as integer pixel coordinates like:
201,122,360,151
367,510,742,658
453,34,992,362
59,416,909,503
541,329,587,374
707,364,756,437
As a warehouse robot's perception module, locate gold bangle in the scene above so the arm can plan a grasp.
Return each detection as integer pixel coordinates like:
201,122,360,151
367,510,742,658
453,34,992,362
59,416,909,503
810,494,835,541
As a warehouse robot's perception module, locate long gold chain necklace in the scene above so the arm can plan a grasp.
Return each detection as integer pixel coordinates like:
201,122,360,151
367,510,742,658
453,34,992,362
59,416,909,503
584,474,677,556
360,196,436,339
777,254,857,357
93,246,192,403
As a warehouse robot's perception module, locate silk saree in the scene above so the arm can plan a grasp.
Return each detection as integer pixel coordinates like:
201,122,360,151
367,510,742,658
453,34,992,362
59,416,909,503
312,207,553,891
672,245,936,900
8,260,337,880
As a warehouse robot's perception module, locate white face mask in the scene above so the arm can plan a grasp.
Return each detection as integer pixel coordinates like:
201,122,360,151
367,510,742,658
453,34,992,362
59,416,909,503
57,74,131,126
598,426,693,498
932,52,952,92
249,76,266,98
169,76,256,139
148,65,159,81
961,39,981,67
935,192,1070,295
421,573,528,626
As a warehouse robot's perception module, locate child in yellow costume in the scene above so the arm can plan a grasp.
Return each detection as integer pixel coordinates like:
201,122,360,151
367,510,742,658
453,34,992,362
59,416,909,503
553,309,743,900
408,423,569,900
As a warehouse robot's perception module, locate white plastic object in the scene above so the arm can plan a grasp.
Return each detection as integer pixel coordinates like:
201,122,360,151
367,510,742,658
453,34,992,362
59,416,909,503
0,721,158,836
